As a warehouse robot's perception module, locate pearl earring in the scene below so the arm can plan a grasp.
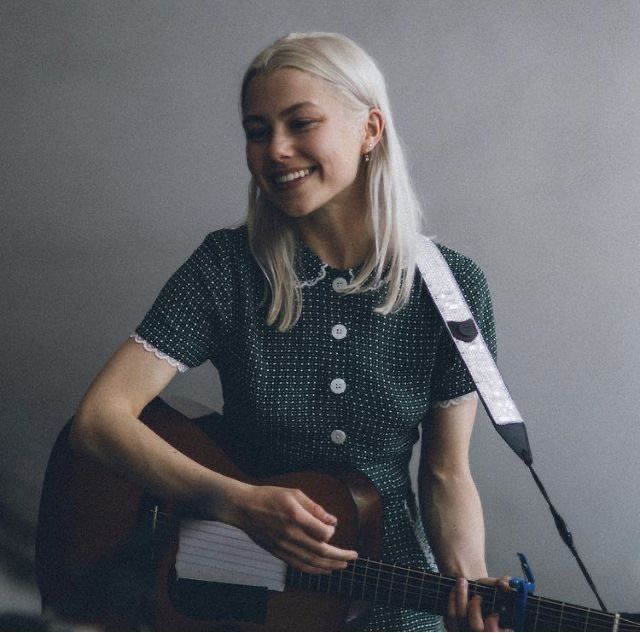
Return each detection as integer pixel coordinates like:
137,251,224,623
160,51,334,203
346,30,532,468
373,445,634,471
364,142,374,163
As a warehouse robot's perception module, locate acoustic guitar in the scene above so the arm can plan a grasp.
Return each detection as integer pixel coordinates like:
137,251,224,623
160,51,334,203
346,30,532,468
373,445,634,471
36,398,639,631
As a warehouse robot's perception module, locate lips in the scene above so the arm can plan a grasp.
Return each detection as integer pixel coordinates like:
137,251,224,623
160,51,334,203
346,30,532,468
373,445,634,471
271,166,316,185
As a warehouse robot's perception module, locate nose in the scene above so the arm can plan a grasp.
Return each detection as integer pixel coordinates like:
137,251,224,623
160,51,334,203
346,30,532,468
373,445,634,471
267,128,293,162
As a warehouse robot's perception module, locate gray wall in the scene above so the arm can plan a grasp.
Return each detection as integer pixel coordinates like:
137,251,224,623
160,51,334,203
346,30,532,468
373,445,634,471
2,0,639,619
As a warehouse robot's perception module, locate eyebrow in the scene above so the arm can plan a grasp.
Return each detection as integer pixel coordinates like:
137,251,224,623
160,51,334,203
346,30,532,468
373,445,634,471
242,101,319,124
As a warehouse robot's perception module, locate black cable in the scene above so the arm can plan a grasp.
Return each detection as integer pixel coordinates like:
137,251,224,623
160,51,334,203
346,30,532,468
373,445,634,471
527,462,609,613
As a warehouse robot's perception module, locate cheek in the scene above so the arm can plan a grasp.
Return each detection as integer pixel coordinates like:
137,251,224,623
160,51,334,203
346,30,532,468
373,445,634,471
327,126,362,174
322,150,361,185
245,146,262,178
312,137,360,180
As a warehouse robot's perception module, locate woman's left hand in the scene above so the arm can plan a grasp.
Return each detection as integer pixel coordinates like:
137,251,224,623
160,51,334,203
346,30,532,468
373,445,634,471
446,576,513,631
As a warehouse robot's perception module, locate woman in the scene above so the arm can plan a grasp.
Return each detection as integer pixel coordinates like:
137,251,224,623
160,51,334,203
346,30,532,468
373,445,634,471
71,32,506,631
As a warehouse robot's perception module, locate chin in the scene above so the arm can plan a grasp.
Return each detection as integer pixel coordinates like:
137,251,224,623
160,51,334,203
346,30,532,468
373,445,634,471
271,199,319,220
278,207,316,221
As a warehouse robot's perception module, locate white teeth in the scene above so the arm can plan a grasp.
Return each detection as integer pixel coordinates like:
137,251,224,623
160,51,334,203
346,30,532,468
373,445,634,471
274,168,313,184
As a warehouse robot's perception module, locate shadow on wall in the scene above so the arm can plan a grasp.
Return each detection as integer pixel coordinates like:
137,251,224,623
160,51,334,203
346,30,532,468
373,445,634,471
0,496,42,627
0,496,36,589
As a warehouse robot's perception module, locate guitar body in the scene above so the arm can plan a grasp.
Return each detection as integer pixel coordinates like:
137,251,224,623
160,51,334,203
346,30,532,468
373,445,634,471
36,398,383,631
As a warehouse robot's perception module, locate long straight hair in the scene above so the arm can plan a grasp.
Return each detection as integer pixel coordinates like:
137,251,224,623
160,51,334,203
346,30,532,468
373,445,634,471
241,33,424,331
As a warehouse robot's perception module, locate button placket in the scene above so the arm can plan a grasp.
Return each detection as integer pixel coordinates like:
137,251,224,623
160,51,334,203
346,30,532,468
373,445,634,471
328,272,352,447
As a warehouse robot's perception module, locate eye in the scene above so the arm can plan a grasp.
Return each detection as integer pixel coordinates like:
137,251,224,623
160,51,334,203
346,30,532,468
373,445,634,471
290,119,316,131
244,126,269,142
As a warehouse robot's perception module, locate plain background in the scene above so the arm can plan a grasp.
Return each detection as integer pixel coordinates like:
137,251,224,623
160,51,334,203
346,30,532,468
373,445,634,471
2,0,639,621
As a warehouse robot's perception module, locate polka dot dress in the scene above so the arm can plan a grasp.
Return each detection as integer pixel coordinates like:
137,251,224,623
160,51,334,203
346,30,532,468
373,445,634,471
136,225,496,631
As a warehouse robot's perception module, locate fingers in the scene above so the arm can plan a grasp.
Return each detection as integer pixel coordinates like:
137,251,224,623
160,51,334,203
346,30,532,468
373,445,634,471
285,490,356,552
291,490,339,542
447,576,512,631
484,613,502,632
497,575,512,592
241,485,358,574
447,577,470,631
299,493,338,527
455,577,469,623
272,537,357,575
275,491,358,573
289,527,358,561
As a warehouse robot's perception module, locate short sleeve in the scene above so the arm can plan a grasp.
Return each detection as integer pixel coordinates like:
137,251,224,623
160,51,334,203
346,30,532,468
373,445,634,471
134,232,234,369
428,245,497,403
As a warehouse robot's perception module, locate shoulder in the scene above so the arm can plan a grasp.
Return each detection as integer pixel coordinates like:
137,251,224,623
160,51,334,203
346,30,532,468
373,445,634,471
190,224,252,271
432,242,493,311
200,223,249,257
434,242,489,291
434,243,486,281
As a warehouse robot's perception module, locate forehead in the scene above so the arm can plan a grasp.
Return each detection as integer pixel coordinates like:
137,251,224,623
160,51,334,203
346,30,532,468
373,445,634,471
243,68,345,118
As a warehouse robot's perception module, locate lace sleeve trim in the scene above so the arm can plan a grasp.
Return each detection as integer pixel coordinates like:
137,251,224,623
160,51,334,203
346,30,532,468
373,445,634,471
432,391,477,409
129,333,190,373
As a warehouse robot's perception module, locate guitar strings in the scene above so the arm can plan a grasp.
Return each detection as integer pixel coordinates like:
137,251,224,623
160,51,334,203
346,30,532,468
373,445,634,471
152,513,629,630
147,513,638,630
318,559,628,630
292,564,627,632
293,560,619,631
169,526,625,631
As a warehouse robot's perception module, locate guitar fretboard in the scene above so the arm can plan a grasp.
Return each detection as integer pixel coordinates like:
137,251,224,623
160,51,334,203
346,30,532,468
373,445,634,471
174,519,638,631
288,558,632,632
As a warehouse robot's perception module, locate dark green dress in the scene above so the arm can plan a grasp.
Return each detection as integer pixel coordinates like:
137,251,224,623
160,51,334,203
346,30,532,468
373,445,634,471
135,224,496,631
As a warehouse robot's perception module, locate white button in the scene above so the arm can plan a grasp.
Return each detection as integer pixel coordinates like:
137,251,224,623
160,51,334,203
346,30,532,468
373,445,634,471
330,378,346,394
331,324,347,340
330,429,347,445
332,277,348,291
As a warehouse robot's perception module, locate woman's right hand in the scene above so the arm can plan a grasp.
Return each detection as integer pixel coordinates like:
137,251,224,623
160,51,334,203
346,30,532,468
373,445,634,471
225,483,359,575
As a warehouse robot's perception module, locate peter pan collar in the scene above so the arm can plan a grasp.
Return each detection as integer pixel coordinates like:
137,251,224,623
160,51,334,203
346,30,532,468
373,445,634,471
294,234,359,289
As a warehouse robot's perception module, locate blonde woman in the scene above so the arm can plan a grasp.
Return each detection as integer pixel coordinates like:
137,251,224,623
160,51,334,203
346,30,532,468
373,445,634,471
72,33,506,631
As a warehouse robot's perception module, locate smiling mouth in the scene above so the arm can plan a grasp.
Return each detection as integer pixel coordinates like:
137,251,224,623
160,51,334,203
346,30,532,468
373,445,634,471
272,167,316,185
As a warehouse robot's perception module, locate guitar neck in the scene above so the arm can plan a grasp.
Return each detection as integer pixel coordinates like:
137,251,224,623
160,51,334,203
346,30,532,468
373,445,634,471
288,558,632,631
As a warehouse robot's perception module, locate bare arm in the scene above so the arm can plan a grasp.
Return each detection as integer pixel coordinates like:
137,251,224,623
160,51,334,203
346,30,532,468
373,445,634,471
420,394,513,630
418,393,487,580
70,338,357,573
71,339,235,514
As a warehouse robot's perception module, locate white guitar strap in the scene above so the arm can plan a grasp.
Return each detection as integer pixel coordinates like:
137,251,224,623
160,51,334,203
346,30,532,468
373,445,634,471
414,236,617,614
415,234,532,465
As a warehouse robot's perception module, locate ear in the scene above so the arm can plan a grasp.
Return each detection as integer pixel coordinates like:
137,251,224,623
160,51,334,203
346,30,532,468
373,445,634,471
362,107,385,155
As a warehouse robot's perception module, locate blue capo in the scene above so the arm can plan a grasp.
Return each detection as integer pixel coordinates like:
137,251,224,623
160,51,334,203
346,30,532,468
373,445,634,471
509,553,536,631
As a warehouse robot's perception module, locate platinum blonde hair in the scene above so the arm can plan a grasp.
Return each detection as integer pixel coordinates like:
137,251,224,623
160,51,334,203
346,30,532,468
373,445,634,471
241,32,424,331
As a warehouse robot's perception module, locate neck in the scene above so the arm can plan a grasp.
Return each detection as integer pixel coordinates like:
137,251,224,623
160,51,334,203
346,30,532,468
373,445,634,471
295,211,373,270
286,558,631,632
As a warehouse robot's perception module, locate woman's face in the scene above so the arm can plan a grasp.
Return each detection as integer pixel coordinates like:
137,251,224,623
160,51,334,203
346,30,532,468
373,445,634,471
242,68,368,221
